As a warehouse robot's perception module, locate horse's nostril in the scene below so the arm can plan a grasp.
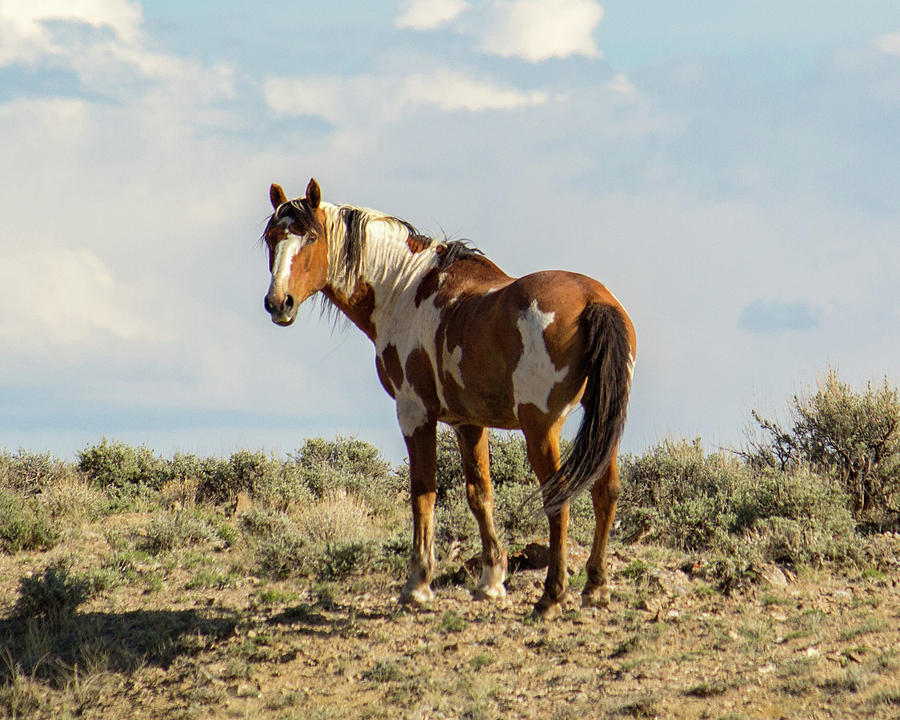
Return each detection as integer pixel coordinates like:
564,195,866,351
284,294,294,311
264,296,275,313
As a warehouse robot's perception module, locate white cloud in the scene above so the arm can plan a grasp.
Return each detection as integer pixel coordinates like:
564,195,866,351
396,0,469,30
264,68,548,126
476,0,604,62
0,0,234,98
0,0,143,66
393,0,605,62
874,31,900,56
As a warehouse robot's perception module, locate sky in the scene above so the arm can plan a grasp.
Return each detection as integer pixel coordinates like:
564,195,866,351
1,0,898,464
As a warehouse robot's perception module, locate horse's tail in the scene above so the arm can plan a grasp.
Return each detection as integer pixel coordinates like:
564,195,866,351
541,302,634,515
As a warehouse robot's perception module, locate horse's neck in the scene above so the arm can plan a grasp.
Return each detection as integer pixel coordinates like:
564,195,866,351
321,202,435,336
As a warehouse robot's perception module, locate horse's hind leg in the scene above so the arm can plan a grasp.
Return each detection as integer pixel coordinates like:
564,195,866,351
455,424,507,600
521,412,568,620
582,451,621,608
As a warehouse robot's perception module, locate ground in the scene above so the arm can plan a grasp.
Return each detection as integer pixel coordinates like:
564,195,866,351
1,508,898,720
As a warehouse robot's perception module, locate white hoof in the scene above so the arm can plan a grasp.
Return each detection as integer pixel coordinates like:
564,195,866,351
400,582,434,606
474,563,507,601
474,582,507,601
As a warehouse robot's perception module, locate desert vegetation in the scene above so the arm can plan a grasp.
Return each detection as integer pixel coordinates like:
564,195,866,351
1,372,898,719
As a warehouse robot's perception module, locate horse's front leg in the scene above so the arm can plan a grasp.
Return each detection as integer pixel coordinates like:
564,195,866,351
455,424,507,600
398,411,438,605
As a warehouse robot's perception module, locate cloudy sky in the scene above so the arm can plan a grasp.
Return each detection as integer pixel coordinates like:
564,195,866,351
1,0,898,463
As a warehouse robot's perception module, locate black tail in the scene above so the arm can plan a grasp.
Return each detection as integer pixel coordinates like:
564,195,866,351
541,302,633,515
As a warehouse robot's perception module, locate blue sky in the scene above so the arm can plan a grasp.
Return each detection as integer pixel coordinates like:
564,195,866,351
1,0,898,463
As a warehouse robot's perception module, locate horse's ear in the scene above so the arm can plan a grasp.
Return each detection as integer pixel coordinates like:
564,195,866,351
306,178,321,209
270,183,287,209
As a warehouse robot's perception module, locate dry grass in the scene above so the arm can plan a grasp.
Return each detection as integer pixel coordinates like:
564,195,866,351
1,509,897,720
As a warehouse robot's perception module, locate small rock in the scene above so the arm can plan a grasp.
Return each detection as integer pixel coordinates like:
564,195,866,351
648,568,690,597
753,563,788,588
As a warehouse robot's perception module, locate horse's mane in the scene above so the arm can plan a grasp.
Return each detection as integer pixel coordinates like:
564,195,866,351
334,204,483,282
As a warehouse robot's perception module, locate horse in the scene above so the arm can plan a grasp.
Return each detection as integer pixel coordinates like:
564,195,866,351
260,178,636,619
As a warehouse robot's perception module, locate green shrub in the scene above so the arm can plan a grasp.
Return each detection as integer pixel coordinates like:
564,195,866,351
0,449,70,495
14,560,92,621
136,511,216,554
195,450,290,504
77,438,166,497
290,437,402,514
255,527,315,579
746,371,900,523
320,540,380,580
619,439,863,577
240,506,293,537
618,439,742,552
293,436,392,483
0,488,59,553
733,466,859,565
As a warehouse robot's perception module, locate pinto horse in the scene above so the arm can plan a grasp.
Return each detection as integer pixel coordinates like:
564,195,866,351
261,178,635,619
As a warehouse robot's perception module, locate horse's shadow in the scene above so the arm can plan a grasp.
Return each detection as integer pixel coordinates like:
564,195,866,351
0,607,239,685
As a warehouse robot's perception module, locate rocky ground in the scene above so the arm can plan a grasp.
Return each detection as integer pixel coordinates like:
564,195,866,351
2,511,898,720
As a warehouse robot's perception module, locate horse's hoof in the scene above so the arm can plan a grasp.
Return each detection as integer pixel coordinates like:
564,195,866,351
399,584,434,606
474,583,507,601
582,587,610,608
531,600,563,621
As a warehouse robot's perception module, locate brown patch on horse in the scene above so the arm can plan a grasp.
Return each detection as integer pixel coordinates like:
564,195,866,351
407,234,431,254
381,344,404,391
404,347,439,418
434,255,511,308
323,281,377,340
414,268,441,308
375,356,396,398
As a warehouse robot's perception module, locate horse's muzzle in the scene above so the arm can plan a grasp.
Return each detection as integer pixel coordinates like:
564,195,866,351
264,293,296,326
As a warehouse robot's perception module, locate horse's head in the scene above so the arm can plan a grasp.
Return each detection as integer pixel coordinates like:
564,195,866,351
262,178,329,326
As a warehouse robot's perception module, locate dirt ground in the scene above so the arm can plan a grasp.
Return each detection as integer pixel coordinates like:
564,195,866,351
1,514,898,720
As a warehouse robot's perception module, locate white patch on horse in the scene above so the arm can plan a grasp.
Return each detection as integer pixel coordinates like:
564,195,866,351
443,340,464,388
396,386,429,438
512,299,567,413
269,234,303,292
